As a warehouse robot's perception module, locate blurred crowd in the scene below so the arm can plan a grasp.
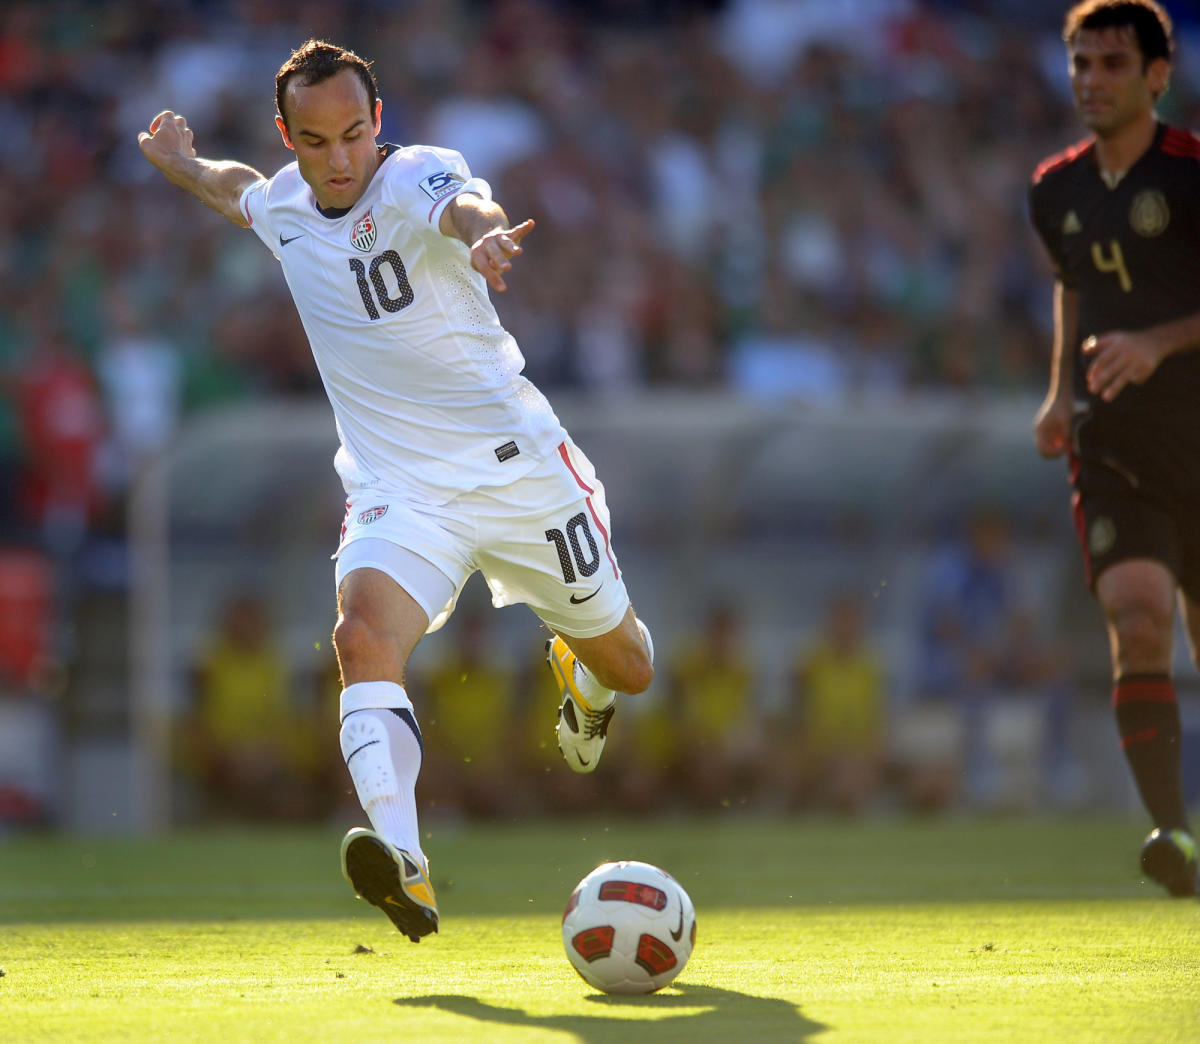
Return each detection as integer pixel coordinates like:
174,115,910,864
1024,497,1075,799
4,0,1200,554
3,0,1198,824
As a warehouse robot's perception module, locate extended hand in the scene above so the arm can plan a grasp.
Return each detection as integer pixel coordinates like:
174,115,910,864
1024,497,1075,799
470,219,535,293
1083,331,1163,402
138,110,196,174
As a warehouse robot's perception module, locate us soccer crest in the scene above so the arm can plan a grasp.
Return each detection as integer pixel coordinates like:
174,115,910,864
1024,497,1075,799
357,505,388,525
350,209,377,252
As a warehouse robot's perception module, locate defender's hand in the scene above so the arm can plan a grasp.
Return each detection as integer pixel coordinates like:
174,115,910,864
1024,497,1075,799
1033,392,1073,459
470,219,535,293
138,110,196,174
1083,331,1164,402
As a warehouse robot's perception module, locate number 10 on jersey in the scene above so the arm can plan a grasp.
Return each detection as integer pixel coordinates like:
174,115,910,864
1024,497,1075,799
349,251,415,319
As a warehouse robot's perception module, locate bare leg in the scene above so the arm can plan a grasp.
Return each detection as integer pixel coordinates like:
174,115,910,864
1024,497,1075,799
554,605,654,695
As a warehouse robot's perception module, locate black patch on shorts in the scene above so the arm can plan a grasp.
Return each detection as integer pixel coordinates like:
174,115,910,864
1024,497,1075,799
495,441,520,462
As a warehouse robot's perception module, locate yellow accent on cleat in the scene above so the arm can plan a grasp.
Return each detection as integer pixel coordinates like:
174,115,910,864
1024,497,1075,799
546,635,590,707
546,635,615,773
340,828,439,941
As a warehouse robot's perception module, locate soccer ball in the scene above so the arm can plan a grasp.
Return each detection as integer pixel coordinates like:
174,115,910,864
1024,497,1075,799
561,859,696,994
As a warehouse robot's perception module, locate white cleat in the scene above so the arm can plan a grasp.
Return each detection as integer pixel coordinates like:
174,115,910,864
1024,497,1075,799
546,635,615,773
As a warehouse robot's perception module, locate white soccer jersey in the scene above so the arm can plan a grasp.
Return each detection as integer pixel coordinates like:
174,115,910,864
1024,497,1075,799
239,144,565,504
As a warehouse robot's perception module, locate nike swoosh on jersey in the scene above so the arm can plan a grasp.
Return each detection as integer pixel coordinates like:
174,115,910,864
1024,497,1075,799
279,233,305,245
569,586,602,605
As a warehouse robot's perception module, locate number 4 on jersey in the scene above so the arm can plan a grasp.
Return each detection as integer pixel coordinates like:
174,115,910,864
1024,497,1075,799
1091,239,1132,293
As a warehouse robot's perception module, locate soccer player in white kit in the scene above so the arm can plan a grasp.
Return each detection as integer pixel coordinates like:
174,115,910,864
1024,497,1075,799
138,40,654,942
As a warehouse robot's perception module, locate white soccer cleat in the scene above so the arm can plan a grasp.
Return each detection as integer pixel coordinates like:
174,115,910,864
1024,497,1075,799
546,635,615,773
340,827,438,942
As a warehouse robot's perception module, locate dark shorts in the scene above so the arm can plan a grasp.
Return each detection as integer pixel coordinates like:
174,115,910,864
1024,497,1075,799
1069,409,1200,601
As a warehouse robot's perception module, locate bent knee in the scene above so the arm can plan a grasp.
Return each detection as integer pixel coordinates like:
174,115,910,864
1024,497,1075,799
1110,603,1173,664
333,612,406,680
332,612,372,660
617,652,654,695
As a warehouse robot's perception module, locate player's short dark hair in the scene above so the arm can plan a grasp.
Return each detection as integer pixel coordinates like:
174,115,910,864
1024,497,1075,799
275,40,379,127
1063,0,1173,65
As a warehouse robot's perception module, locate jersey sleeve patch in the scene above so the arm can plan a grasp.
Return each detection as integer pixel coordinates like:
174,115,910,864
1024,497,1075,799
419,170,466,202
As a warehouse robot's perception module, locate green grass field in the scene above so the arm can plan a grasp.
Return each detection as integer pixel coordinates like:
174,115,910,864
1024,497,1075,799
3,814,1198,1043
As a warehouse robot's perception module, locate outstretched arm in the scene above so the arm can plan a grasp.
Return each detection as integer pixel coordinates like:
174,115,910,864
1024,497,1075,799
138,110,264,228
439,193,534,293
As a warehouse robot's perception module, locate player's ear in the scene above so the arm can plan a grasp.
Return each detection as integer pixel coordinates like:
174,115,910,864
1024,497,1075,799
276,114,294,151
1147,57,1170,100
372,98,382,137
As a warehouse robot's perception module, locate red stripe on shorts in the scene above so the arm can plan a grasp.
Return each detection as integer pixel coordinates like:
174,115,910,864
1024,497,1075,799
1067,452,1093,588
557,442,620,580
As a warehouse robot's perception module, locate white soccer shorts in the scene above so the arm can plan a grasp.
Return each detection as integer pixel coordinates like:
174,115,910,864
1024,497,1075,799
334,438,631,638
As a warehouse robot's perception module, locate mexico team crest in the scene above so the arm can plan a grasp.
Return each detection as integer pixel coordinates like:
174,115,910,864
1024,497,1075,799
350,209,377,252
1129,190,1169,237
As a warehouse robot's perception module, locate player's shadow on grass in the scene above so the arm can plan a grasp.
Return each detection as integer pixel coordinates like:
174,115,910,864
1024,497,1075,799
394,983,824,1042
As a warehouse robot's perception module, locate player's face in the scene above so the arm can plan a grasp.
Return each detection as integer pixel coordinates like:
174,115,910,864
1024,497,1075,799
276,69,383,210
1068,27,1168,137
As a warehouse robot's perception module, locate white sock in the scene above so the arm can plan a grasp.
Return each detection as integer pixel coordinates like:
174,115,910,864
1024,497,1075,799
573,618,654,707
339,688,424,863
636,617,654,664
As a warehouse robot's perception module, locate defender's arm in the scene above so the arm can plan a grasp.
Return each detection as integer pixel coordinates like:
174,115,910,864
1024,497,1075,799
1033,282,1078,459
1084,308,1200,402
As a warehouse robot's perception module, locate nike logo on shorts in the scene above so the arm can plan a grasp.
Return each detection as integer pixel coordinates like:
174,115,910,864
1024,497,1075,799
569,586,602,605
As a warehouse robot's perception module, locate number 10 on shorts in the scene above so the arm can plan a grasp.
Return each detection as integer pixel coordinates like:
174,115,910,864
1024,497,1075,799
546,513,600,583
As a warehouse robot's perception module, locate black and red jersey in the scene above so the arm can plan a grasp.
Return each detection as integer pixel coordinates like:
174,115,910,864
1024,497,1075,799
1029,122,1200,416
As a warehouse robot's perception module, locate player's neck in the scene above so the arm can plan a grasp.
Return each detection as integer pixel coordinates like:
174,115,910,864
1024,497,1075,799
1092,111,1159,186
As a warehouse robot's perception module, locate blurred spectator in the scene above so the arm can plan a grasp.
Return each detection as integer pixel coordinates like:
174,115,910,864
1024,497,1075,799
175,591,328,821
610,685,683,816
772,591,887,814
95,291,181,494
898,509,1072,810
0,546,59,828
665,600,763,809
415,609,530,820
0,547,55,691
423,42,547,185
15,323,107,559
895,509,1018,809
